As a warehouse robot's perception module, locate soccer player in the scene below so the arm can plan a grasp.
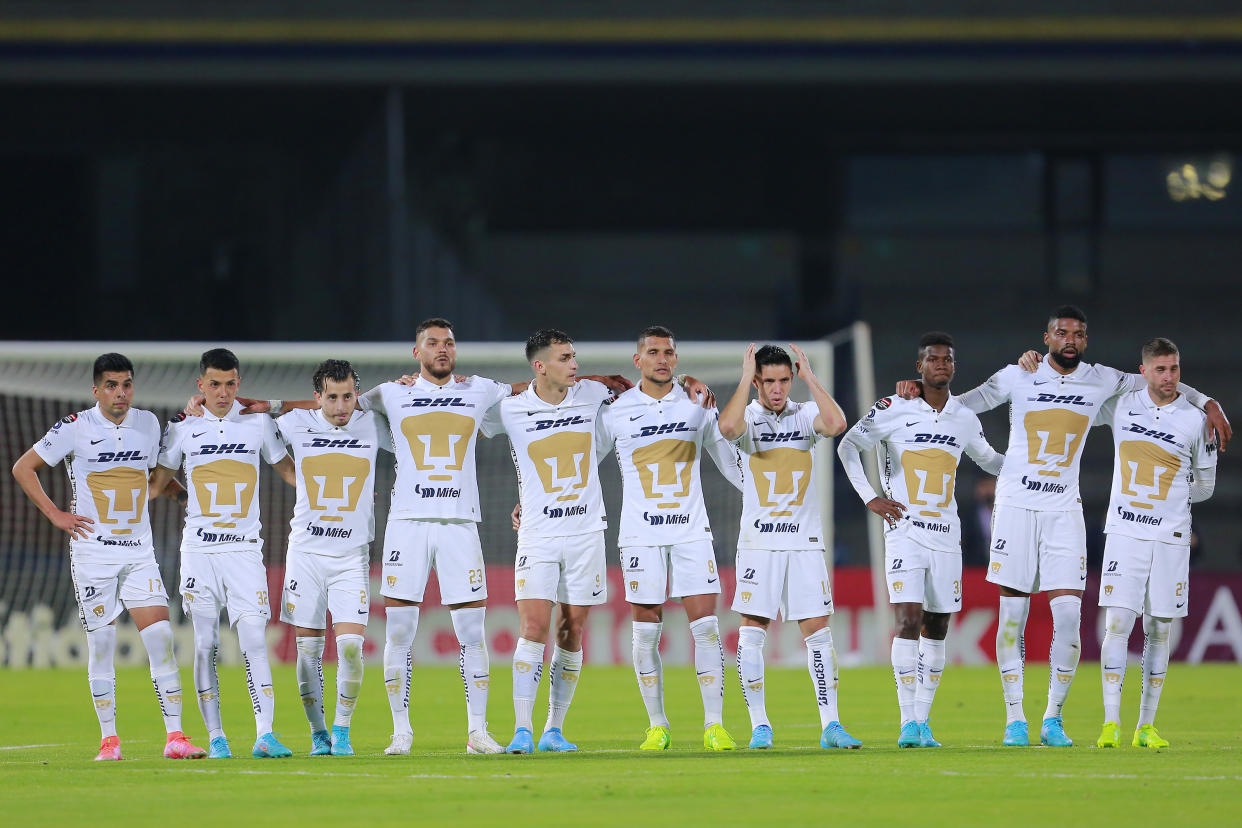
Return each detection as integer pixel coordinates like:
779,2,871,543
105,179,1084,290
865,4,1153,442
150,348,296,759
837,333,1004,748
896,306,1229,747
275,360,392,757
11,353,206,761
597,325,744,751
1095,338,1217,749
480,329,615,754
717,343,860,750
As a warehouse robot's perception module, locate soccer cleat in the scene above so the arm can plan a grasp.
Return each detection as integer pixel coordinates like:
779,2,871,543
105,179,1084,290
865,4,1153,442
94,735,122,761
820,721,862,749
309,729,332,756
748,724,774,750
639,725,671,750
1040,716,1074,747
252,732,293,758
208,736,232,759
1002,721,1029,747
163,732,206,759
1097,721,1121,748
505,727,534,754
330,726,354,756
918,721,942,748
898,721,922,748
537,728,578,752
384,731,413,756
1133,724,1170,750
466,728,505,754
703,723,737,751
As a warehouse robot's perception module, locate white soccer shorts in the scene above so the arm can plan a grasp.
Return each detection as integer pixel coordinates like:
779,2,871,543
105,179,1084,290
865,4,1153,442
620,540,721,605
380,518,486,605
280,545,370,629
71,554,168,632
179,544,271,626
1099,533,1191,619
883,534,963,613
730,547,834,622
515,531,607,606
986,505,1086,593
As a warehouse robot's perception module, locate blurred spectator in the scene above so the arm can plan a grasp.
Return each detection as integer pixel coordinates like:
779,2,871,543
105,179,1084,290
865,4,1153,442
960,476,995,566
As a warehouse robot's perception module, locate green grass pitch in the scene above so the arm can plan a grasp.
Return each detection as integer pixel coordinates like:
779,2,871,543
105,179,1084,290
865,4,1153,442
3,663,1240,825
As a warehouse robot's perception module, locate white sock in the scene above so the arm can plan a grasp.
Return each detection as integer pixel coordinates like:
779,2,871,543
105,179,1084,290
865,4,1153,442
1139,616,1172,727
139,620,183,733
737,626,769,729
86,625,118,739
996,596,1030,724
190,612,224,740
914,636,946,723
545,646,582,733
383,606,418,735
512,637,545,733
891,636,918,725
237,617,276,738
451,607,491,733
1044,595,1082,721
1100,608,1137,725
632,621,668,728
805,626,840,728
334,633,365,728
296,636,327,733
690,616,725,728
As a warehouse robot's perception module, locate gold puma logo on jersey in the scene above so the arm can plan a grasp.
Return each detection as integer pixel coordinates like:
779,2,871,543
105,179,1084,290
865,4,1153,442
528,431,592,501
749,447,811,518
633,439,696,507
302,453,371,521
402,412,475,481
86,466,148,534
901,447,957,516
193,459,257,528
1024,409,1090,476
1118,440,1180,508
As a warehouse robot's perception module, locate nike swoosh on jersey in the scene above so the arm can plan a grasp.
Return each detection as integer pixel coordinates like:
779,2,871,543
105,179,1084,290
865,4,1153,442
1128,410,1143,416
90,439,105,445
905,421,920,427
192,432,207,438
1033,380,1050,385
629,414,646,421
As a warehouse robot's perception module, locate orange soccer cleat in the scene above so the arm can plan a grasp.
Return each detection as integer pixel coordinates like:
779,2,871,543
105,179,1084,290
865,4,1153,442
163,731,207,759
95,735,122,761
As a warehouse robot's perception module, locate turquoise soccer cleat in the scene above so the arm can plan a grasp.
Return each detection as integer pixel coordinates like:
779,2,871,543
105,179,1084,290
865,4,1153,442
918,721,942,748
506,727,534,754
820,721,862,749
898,721,922,748
330,725,354,756
252,732,293,758
748,724,774,750
537,728,578,752
208,736,232,759
1040,716,1074,747
309,730,332,756
1003,721,1030,747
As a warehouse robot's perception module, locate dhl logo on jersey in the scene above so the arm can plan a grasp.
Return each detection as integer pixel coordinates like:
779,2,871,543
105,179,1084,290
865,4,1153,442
402,397,472,408
756,430,805,444
526,415,590,433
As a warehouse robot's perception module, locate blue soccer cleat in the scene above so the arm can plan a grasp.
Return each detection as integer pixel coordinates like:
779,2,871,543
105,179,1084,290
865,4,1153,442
1003,721,1030,747
898,721,922,748
208,736,232,759
309,730,332,756
537,728,578,752
506,727,534,754
252,732,293,758
1040,716,1074,747
748,724,774,750
918,721,942,748
330,725,354,756
820,721,862,749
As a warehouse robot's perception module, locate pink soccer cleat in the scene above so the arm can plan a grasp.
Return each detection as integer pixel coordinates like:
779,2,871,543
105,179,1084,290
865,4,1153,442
163,731,207,759
95,735,122,761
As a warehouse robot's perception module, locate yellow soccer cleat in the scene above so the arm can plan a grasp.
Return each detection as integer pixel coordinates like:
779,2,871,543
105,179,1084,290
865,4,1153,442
639,725,671,750
703,723,737,751
1096,722,1121,748
1132,724,1170,750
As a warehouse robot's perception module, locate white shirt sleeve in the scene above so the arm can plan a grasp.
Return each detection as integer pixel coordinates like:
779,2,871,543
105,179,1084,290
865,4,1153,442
275,411,294,446
260,415,289,464
158,419,184,470
595,404,616,465
800,401,823,446
358,383,385,412
374,416,394,454
963,414,1005,475
1190,415,1219,503
835,401,893,504
479,376,514,409
479,402,506,439
703,411,744,492
958,366,1016,414
32,414,77,466
143,412,162,469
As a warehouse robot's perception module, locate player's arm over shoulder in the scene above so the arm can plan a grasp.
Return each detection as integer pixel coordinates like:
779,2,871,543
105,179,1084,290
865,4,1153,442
958,365,1018,413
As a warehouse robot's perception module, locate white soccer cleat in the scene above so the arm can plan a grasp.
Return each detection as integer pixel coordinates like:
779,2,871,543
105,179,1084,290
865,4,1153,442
466,728,505,754
384,731,413,756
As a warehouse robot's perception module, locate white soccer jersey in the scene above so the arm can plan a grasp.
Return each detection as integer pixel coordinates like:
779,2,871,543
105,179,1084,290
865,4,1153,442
359,375,510,522
481,379,612,540
734,399,826,550
1101,389,1217,544
33,404,162,564
277,407,393,555
838,394,1004,552
598,384,742,547
158,400,287,550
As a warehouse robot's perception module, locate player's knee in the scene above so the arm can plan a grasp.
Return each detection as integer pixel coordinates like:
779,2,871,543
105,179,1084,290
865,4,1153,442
921,612,950,640
1145,616,1172,642
1105,608,1137,637
450,606,486,645
554,615,585,651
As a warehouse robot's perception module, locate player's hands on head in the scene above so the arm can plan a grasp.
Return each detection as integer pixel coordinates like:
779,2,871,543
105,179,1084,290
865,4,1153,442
894,380,923,400
51,508,93,540
866,497,907,527
683,376,716,408
741,343,757,378
1206,400,1232,452
789,343,815,381
510,503,521,532
1018,350,1043,373
237,397,268,414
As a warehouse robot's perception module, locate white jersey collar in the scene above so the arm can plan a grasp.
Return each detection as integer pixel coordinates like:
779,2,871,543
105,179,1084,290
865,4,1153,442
636,382,685,406
201,399,244,424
